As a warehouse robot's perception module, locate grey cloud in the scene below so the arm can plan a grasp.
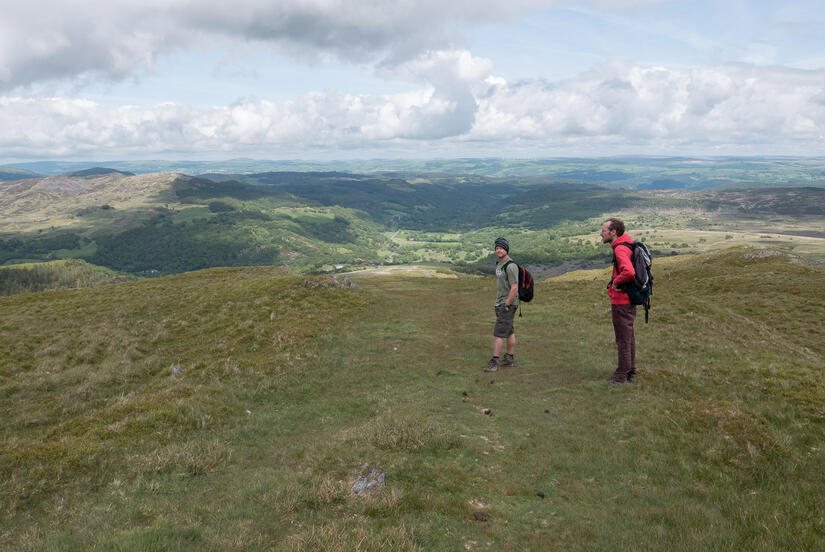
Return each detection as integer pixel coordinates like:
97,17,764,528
1,0,667,90
0,0,547,90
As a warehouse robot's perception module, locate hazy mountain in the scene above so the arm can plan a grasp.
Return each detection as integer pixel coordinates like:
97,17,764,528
5,157,825,189
65,167,136,178
0,165,42,182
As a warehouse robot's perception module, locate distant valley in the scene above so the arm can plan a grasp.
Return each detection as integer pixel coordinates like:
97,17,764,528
2,160,825,294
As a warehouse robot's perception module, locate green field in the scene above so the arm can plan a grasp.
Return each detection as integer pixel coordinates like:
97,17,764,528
2,247,824,550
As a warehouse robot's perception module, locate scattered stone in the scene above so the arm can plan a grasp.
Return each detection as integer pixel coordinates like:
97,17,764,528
19,493,29,501
482,408,492,416
303,276,357,289
171,363,182,376
544,409,550,414
473,511,490,522
351,463,385,495
744,248,789,260
536,491,545,499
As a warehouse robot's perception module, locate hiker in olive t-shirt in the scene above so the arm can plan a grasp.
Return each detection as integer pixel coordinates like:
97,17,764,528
485,237,518,372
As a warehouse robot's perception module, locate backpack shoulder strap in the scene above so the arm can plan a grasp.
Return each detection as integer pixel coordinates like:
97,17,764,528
501,260,517,286
612,241,634,266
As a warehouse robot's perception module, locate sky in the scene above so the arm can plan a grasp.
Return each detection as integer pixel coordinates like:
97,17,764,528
2,0,825,162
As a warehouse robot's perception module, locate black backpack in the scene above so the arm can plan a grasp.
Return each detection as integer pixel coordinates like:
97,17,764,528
503,260,534,303
613,242,653,322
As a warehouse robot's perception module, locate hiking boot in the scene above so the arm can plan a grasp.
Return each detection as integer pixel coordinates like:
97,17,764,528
500,353,515,367
484,357,501,372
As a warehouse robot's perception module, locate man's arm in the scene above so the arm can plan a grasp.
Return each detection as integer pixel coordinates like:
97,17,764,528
506,283,518,307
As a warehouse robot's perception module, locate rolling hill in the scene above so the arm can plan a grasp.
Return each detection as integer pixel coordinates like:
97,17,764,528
3,168,825,283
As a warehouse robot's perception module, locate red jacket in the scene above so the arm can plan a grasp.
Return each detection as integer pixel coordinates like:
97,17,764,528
608,233,635,305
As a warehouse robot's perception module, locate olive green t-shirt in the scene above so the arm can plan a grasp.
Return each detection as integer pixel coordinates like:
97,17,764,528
495,259,519,307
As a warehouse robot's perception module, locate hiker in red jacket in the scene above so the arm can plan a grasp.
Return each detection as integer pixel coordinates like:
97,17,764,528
600,218,637,384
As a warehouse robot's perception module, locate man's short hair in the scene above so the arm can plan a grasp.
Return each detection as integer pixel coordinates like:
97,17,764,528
606,218,625,236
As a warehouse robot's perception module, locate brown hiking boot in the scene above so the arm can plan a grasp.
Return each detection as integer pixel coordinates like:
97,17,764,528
484,357,501,372
501,353,515,367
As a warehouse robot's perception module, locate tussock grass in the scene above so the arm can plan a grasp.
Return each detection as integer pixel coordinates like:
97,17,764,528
285,523,421,552
2,247,824,550
366,418,462,452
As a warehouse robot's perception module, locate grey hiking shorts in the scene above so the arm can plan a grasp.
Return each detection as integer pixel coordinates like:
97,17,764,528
493,304,517,337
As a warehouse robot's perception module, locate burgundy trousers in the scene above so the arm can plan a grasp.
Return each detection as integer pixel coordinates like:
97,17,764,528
611,304,637,382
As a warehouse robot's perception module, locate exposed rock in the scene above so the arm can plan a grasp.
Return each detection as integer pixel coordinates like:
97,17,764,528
351,463,385,495
171,363,182,376
743,248,790,260
302,275,357,289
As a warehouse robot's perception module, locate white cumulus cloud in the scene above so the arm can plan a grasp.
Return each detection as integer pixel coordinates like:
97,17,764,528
469,62,825,151
3,59,824,158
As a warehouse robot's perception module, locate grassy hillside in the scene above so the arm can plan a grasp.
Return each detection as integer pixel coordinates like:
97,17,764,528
1,247,824,550
0,172,395,273
0,259,133,296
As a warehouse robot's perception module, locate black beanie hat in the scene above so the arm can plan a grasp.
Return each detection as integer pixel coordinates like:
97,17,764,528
494,237,509,252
